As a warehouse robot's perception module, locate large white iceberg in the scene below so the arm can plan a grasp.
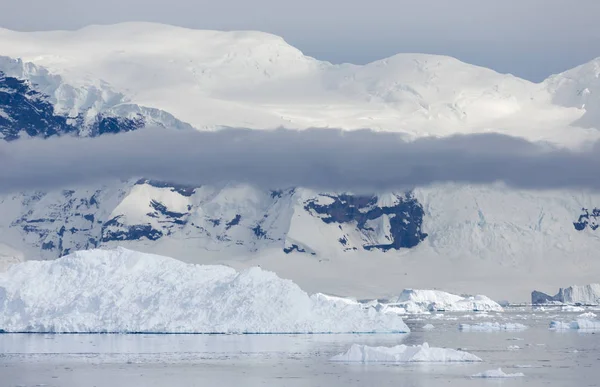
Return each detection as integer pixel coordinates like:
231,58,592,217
330,342,482,363
549,319,600,331
393,289,502,313
532,284,600,305
0,248,410,334
471,368,524,378
459,322,528,332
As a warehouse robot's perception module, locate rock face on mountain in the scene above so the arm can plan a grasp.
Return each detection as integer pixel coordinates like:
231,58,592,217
2,23,600,300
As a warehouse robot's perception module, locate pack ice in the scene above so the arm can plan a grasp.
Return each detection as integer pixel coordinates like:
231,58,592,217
393,289,502,313
330,342,482,363
0,248,410,334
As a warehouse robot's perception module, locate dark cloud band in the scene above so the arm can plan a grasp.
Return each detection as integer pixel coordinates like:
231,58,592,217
0,127,597,193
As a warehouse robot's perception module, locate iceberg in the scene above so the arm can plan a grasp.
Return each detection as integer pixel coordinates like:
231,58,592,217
0,248,410,334
330,342,482,363
549,319,600,331
393,289,503,313
459,322,528,332
532,284,600,305
471,368,525,378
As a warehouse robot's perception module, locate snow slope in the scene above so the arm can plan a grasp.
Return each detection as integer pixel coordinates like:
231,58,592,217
0,22,597,145
0,247,409,333
330,342,481,363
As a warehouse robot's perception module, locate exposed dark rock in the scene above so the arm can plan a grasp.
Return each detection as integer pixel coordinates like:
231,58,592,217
304,193,427,251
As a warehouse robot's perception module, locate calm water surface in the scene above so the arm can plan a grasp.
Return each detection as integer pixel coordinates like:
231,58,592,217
1,310,599,386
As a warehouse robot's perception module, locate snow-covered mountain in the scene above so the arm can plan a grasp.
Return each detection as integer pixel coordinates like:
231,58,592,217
2,22,600,301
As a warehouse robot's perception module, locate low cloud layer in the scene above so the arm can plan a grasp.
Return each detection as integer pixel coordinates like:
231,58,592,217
0,128,598,194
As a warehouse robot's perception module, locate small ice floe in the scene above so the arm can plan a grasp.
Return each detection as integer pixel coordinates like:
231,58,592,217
330,342,482,363
392,289,503,314
459,322,528,332
507,345,521,350
578,312,598,319
423,324,435,330
562,305,586,312
471,368,525,378
507,337,524,341
549,319,600,331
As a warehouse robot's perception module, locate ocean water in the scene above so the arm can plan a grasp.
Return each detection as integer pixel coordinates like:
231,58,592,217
1,309,599,386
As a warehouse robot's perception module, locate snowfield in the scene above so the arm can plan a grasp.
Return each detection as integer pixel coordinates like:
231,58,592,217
0,248,410,334
330,342,482,363
0,22,598,146
394,289,502,313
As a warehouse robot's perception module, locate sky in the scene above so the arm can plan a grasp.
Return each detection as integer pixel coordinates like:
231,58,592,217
1,128,598,194
0,0,599,82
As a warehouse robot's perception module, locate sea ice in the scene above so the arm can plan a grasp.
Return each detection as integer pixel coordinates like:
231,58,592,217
330,342,482,363
0,248,410,334
459,322,528,332
471,368,525,378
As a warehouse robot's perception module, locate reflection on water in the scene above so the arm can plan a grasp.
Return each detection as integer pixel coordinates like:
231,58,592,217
1,311,599,387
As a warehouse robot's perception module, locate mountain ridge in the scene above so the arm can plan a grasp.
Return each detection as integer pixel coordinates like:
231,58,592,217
0,22,597,146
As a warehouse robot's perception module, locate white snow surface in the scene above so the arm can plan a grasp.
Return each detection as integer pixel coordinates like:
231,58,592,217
0,247,410,334
459,323,528,332
330,342,481,363
395,289,502,313
471,368,525,378
0,22,599,146
549,319,600,331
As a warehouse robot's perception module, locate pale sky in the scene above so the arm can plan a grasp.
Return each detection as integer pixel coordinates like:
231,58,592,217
0,0,599,81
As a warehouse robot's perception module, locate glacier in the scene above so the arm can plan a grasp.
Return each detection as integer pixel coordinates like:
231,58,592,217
330,342,482,363
0,247,410,334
